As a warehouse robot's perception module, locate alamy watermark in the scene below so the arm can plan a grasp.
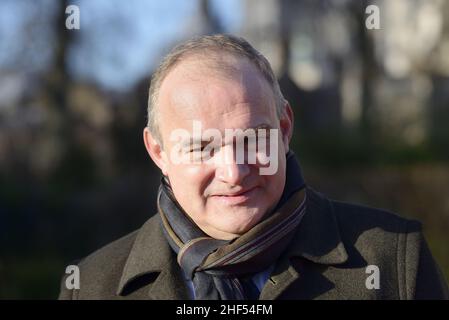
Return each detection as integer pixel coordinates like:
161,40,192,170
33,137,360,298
365,5,380,30
365,265,380,290
64,4,380,31
168,121,279,175
65,265,80,290
65,5,80,30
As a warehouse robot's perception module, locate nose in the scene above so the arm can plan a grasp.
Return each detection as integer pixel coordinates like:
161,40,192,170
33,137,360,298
215,147,250,185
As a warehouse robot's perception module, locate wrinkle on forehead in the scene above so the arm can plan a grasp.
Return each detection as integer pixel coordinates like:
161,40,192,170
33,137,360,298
158,54,276,122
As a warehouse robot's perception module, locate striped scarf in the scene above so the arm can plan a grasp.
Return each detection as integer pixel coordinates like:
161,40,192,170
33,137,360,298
158,152,306,300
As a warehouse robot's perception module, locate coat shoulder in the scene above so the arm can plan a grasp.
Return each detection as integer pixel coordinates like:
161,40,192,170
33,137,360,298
59,214,160,299
324,192,448,299
330,196,422,235
78,228,139,271
306,188,423,264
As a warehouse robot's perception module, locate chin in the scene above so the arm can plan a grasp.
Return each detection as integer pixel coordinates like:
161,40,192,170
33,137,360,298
218,207,267,235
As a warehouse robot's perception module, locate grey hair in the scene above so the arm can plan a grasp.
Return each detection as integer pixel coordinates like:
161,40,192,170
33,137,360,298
147,34,286,144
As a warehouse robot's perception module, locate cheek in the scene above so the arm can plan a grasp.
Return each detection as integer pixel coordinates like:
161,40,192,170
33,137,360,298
167,164,212,202
263,158,286,195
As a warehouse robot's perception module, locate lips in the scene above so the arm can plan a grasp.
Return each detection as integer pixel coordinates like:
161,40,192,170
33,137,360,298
210,186,259,205
213,186,257,196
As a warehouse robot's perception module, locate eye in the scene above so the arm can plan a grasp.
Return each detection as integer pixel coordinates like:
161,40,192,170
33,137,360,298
188,141,216,159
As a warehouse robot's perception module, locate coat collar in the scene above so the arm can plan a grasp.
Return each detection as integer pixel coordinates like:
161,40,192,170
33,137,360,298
116,187,348,299
116,214,190,299
287,187,348,265
259,187,348,299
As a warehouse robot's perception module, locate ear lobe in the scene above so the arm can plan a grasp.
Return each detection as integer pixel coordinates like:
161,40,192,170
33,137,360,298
143,128,168,175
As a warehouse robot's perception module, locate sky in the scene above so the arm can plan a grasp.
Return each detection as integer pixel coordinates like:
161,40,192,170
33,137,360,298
0,0,243,91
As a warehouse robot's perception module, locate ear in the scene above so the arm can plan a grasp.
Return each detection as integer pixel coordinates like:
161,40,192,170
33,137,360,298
143,127,169,175
279,101,294,152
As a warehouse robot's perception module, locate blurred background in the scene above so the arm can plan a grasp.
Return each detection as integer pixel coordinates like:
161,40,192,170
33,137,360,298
0,0,448,299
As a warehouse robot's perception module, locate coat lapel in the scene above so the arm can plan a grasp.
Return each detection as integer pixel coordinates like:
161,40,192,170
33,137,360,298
116,214,190,300
260,187,348,300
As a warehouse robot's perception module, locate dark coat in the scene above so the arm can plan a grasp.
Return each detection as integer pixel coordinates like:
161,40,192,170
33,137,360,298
58,187,449,300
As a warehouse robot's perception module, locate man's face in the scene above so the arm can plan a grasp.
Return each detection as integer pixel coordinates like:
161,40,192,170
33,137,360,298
145,54,293,240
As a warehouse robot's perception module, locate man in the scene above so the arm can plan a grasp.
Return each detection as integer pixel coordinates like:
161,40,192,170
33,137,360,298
59,34,448,300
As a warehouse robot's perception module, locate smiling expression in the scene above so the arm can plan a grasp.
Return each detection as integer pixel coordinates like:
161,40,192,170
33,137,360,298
144,53,293,240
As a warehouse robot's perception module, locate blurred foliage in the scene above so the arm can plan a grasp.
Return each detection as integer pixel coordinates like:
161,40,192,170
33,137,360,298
0,0,448,298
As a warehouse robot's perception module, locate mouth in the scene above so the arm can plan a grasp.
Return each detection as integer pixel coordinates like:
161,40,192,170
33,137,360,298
211,187,259,205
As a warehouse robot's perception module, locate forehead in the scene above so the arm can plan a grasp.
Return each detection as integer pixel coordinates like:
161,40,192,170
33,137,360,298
157,54,277,133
